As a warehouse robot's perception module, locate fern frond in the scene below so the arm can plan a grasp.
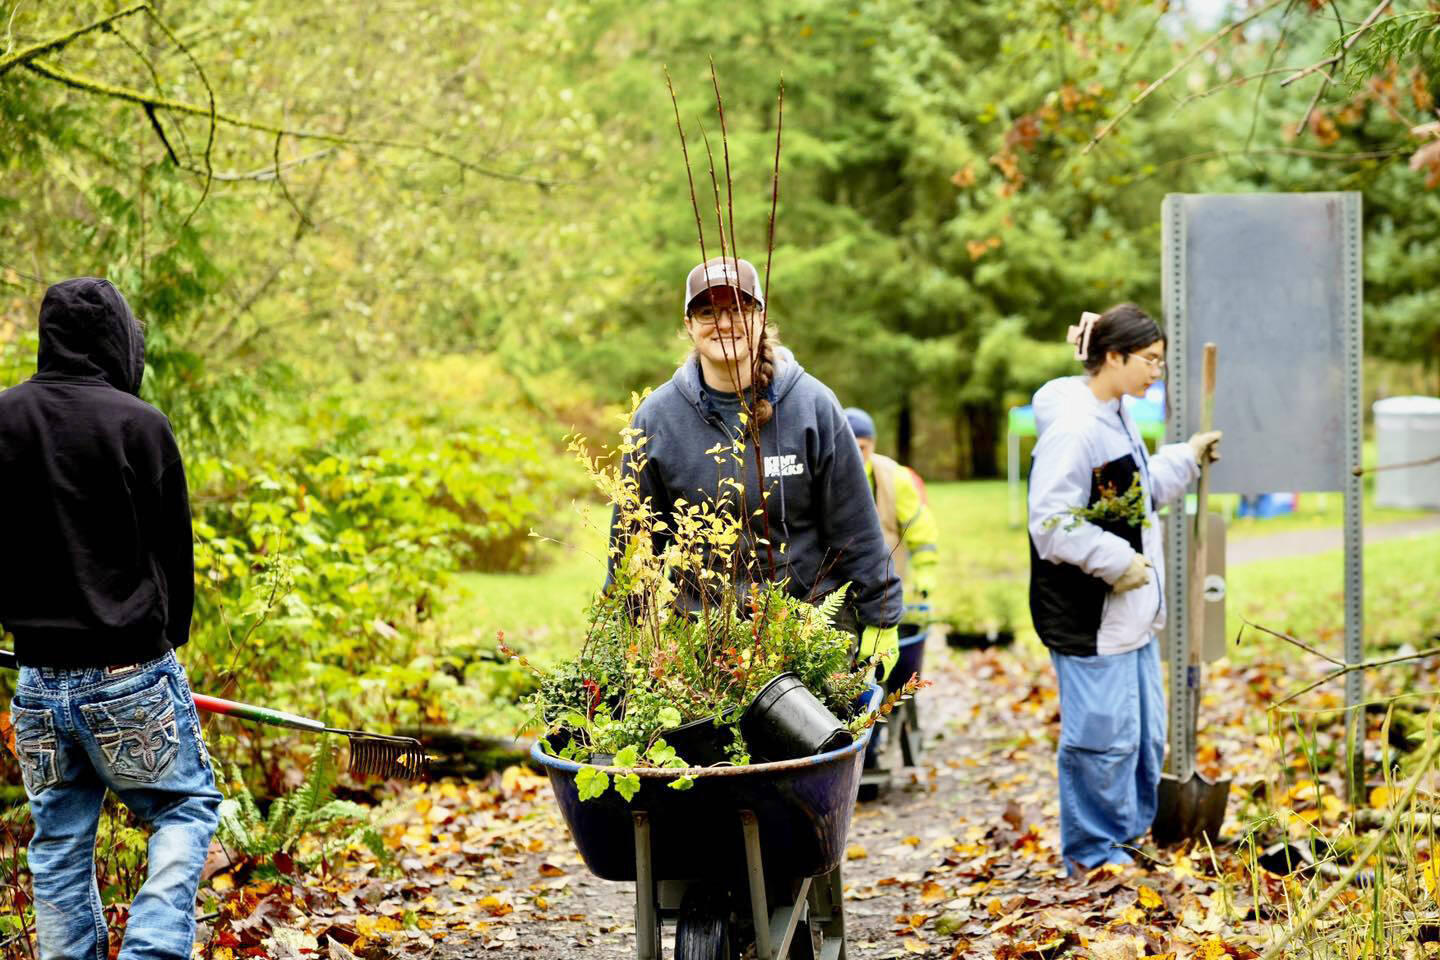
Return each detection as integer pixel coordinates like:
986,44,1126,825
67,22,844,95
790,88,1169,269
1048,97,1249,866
814,583,849,626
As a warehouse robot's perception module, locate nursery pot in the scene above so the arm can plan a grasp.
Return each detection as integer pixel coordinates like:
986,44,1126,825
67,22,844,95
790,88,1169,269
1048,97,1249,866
659,711,739,767
740,672,853,762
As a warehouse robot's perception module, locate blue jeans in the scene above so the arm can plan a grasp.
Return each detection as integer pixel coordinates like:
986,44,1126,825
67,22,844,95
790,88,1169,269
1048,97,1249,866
10,651,222,960
1050,638,1166,873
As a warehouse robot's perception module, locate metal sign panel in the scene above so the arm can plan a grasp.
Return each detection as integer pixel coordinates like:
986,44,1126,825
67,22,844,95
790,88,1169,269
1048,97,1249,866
1167,193,1357,493
1161,192,1364,793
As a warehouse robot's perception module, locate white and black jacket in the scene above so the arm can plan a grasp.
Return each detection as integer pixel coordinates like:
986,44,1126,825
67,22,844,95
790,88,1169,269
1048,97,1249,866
1027,376,1199,658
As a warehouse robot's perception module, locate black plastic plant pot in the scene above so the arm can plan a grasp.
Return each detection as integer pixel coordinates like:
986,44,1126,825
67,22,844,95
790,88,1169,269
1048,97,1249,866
740,672,853,762
944,627,1015,650
659,712,738,767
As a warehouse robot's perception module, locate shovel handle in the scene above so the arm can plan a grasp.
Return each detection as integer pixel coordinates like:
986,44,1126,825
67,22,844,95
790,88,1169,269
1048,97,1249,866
1190,343,1217,668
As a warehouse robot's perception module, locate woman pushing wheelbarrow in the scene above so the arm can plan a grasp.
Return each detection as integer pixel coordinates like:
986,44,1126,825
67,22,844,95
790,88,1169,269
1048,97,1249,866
1027,304,1221,875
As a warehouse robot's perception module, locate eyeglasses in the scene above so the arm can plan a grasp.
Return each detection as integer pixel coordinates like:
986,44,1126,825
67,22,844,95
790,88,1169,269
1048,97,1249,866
688,302,759,325
1128,353,1166,373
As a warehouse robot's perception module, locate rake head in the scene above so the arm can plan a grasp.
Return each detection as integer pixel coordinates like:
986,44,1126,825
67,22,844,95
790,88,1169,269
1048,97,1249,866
344,734,430,781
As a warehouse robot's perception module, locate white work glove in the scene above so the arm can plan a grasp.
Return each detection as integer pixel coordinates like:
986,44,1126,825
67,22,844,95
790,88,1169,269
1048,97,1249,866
1188,430,1223,465
1112,554,1151,594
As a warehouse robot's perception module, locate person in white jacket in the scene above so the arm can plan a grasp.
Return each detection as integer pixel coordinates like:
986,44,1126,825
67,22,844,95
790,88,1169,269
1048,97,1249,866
1027,303,1221,873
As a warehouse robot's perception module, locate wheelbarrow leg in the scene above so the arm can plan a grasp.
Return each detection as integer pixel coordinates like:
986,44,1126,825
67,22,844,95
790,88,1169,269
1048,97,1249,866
741,810,813,959
899,697,922,767
740,810,772,959
807,863,847,960
633,811,660,960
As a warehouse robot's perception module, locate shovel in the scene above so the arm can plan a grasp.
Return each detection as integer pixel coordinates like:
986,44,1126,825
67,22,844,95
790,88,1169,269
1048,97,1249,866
1152,342,1231,847
0,648,428,780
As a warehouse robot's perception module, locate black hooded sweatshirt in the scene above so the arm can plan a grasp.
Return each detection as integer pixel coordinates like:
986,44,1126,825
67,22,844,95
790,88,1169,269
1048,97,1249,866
0,278,194,667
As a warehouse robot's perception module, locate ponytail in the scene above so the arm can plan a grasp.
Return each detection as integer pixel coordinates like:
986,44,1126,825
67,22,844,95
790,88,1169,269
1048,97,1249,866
751,325,779,427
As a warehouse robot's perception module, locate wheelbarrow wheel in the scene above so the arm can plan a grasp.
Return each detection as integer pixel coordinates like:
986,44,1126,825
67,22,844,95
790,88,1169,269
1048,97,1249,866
674,884,735,960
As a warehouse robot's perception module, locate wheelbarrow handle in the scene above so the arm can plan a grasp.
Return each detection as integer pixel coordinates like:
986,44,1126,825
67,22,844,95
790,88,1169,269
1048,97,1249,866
0,649,324,735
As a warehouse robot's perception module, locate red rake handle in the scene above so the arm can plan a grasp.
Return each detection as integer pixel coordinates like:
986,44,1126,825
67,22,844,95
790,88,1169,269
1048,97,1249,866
191,693,327,734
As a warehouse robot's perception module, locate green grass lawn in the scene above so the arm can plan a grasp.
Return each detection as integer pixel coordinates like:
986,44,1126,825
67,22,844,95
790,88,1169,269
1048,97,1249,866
439,501,609,667
438,480,1440,734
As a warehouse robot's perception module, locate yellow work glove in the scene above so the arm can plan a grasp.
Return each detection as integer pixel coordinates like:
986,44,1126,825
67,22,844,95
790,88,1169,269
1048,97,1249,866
858,625,900,682
911,567,936,602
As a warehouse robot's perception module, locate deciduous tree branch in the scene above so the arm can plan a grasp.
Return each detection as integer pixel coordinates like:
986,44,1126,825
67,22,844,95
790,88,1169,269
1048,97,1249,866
1082,0,1287,156
20,58,559,187
1273,640,1440,708
0,2,149,77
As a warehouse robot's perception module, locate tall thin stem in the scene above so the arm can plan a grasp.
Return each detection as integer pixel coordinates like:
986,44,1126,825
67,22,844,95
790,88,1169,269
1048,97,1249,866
665,67,710,275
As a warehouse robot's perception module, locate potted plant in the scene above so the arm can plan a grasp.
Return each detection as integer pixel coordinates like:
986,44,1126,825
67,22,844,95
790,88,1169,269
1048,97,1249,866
504,418,889,801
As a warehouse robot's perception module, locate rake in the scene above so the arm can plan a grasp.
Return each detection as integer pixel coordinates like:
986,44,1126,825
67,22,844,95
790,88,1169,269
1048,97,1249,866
0,649,428,781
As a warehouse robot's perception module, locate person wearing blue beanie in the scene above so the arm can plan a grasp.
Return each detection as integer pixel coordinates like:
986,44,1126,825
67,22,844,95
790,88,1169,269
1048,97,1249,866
844,407,875,441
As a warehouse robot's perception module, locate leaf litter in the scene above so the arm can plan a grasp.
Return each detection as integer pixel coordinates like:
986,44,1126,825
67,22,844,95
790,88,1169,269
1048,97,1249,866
193,629,1440,959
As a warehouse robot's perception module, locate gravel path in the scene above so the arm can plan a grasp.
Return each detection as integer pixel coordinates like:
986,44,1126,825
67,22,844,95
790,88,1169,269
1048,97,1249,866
432,632,1060,959
1227,514,1440,565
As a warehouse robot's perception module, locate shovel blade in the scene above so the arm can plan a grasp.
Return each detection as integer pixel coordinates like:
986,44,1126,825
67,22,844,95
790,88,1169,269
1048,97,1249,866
1152,771,1230,848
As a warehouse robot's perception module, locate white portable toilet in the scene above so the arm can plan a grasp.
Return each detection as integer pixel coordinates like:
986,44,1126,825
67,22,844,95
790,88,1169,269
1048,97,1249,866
1373,396,1440,509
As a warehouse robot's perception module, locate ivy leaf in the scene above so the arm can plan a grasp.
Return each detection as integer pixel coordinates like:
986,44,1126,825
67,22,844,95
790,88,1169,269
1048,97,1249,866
575,765,609,801
647,739,677,766
657,707,682,729
614,772,641,802
613,745,639,768
667,774,695,792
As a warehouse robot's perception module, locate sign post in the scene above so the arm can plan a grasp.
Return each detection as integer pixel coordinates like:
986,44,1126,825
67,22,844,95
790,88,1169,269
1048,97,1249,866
1161,192,1364,799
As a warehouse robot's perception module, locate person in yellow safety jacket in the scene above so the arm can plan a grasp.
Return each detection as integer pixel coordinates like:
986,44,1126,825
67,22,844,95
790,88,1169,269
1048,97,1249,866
843,408,940,613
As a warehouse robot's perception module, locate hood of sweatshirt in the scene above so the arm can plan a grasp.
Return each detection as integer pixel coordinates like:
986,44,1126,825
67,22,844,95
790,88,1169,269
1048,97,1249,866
667,344,806,418
1032,375,1108,439
619,344,903,630
35,278,145,396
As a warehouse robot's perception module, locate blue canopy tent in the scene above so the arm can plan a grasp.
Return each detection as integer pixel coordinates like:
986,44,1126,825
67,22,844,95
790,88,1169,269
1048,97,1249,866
1006,382,1167,528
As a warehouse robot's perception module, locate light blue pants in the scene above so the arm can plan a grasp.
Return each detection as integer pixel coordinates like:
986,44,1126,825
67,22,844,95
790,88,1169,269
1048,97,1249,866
1050,638,1165,872
11,651,222,960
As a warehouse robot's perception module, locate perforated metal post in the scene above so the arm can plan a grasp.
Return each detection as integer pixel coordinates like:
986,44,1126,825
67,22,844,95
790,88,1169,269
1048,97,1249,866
1161,194,1193,778
1342,192,1366,802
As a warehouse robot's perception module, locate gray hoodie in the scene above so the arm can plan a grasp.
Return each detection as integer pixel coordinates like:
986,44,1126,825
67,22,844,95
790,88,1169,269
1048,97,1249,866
1028,375,1198,656
610,349,903,631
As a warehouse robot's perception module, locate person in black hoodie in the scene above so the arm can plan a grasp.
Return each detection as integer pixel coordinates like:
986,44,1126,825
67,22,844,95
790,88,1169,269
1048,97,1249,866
1,278,221,960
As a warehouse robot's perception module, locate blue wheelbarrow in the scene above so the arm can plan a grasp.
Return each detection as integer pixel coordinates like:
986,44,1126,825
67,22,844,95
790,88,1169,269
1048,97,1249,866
858,607,930,799
530,689,879,959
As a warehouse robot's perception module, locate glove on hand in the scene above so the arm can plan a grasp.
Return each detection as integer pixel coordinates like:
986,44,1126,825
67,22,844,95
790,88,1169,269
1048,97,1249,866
1112,554,1151,594
911,568,936,601
1188,430,1223,464
858,625,900,682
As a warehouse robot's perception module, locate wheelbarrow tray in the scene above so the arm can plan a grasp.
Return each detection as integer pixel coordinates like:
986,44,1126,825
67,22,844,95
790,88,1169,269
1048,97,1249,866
531,698,876,884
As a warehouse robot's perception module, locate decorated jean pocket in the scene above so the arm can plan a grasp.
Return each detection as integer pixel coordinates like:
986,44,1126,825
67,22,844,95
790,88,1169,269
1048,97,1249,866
11,704,60,796
79,677,180,784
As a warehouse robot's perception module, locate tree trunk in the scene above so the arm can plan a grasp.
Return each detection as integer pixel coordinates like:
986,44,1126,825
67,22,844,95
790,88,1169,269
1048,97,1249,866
897,397,913,466
961,403,1001,478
